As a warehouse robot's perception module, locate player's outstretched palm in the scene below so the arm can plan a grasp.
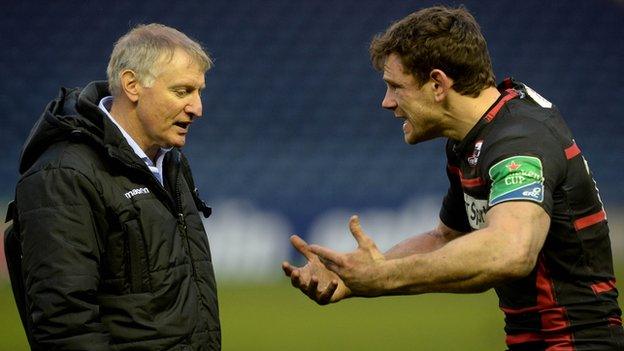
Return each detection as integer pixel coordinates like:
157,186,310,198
282,235,351,305
309,215,388,297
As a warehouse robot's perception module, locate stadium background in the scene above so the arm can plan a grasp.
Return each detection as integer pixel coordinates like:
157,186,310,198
0,0,622,349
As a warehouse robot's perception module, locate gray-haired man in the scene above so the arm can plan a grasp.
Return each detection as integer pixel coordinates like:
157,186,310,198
8,23,220,350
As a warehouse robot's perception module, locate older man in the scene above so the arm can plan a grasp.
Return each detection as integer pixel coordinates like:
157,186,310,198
8,24,220,350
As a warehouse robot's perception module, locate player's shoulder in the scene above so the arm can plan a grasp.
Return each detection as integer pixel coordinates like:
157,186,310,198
490,81,571,146
478,81,574,169
492,100,556,141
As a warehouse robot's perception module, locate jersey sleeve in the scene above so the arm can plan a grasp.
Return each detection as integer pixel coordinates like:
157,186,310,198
439,141,472,233
480,120,566,215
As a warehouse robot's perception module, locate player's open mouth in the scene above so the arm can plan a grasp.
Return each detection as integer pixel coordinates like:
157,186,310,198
401,119,412,133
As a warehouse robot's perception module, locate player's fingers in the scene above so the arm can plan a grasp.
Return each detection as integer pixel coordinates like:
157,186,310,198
316,280,338,305
349,215,371,247
290,269,304,289
289,235,315,260
306,276,319,300
309,245,344,271
282,261,295,277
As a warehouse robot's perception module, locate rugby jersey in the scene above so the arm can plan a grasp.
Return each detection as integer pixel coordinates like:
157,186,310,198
440,78,622,350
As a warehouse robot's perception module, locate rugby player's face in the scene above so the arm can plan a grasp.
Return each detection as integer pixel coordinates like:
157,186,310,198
381,53,440,145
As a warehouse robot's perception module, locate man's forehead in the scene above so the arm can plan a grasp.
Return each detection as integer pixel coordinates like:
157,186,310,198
383,53,409,81
154,51,206,83
156,49,200,69
384,54,407,72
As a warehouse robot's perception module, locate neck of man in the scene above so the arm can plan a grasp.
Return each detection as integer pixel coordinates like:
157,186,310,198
109,98,159,161
441,86,501,142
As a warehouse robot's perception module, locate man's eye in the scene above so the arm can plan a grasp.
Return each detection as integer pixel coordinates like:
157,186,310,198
174,90,188,97
387,83,399,91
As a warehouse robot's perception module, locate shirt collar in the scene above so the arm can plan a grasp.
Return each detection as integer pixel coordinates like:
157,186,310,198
453,88,519,155
98,96,171,166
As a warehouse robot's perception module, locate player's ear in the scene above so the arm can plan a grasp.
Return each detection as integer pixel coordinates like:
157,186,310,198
429,69,453,102
120,69,141,103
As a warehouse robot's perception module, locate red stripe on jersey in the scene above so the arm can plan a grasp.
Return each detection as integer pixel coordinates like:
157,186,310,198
485,89,519,122
564,142,581,160
536,257,556,306
506,332,543,345
447,165,483,188
501,305,542,315
503,78,514,89
535,257,575,350
574,210,607,231
461,177,484,187
591,279,616,295
447,164,460,176
609,317,622,326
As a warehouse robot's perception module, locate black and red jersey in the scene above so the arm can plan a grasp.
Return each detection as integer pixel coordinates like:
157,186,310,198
440,78,623,350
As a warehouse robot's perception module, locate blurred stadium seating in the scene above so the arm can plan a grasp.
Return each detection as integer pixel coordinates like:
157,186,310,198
1,2,623,349
0,0,623,281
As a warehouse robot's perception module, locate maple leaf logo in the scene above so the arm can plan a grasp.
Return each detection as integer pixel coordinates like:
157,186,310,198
507,161,521,171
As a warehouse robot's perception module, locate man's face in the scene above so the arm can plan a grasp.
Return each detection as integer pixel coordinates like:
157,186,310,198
135,49,205,153
381,53,441,144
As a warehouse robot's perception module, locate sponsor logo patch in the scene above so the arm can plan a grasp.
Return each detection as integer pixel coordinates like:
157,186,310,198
488,156,544,206
464,193,488,230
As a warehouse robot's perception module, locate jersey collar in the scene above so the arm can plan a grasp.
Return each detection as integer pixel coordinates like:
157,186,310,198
453,84,519,156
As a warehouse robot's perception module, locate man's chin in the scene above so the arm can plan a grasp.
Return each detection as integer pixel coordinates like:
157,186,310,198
404,133,432,145
166,137,186,149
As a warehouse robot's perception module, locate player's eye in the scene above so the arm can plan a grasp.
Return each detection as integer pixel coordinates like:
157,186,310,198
387,82,399,91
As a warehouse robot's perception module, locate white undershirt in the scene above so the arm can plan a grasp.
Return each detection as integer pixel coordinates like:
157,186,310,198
98,96,171,185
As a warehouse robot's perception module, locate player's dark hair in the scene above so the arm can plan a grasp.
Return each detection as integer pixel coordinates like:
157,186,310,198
370,6,496,97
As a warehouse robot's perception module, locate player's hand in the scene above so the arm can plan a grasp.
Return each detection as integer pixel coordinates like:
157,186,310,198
282,235,351,305
309,215,388,297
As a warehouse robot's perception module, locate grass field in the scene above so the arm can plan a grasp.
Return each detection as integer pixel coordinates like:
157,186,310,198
1,273,622,350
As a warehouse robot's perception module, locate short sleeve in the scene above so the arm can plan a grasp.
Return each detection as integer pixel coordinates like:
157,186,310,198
480,121,566,215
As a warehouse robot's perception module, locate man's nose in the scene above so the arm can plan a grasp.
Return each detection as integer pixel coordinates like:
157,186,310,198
381,89,397,110
186,92,203,118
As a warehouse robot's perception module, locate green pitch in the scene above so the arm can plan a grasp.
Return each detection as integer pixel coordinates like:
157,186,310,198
0,280,504,350
1,274,622,350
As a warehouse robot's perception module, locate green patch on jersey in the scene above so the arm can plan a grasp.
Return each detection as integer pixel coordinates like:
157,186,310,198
488,155,544,206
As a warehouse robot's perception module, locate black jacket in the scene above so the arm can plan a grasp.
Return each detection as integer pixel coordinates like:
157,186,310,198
13,81,221,350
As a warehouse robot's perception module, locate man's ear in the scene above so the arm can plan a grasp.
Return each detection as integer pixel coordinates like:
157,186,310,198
120,70,141,103
429,69,453,102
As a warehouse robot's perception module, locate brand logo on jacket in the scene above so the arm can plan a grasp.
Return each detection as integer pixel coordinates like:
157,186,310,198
124,187,150,199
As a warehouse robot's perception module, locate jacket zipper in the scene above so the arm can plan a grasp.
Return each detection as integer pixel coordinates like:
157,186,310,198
175,179,199,279
175,175,208,313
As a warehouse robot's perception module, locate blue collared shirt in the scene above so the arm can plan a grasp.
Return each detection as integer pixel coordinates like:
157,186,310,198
98,96,171,185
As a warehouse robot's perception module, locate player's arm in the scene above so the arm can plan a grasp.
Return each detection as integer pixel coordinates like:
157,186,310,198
310,201,549,296
384,221,465,259
384,201,548,294
17,168,110,350
282,221,464,303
